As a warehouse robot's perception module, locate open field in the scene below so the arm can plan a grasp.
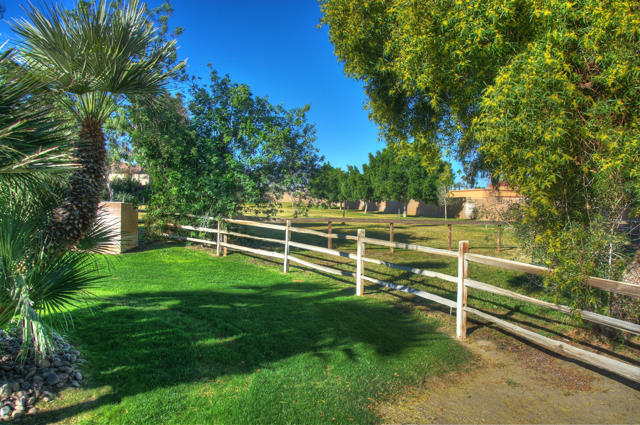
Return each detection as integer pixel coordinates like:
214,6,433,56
26,246,469,424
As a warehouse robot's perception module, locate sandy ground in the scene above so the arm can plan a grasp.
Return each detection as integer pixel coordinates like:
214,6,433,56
376,332,640,424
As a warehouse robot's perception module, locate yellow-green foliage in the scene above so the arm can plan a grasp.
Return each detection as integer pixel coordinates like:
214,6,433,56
321,0,640,311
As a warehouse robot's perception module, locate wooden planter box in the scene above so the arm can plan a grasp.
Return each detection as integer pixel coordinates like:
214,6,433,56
99,202,139,254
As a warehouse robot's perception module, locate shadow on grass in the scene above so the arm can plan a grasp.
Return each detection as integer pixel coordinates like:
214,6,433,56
31,279,440,423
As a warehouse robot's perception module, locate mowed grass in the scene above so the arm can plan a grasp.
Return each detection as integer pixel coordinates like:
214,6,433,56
29,245,471,424
219,208,640,359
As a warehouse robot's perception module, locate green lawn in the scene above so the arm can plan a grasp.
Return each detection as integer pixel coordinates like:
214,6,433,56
209,214,639,357
30,245,470,424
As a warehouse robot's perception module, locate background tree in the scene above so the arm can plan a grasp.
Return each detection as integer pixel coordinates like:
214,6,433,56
309,163,345,208
367,147,442,217
13,0,182,247
358,163,376,213
368,149,409,216
436,163,455,220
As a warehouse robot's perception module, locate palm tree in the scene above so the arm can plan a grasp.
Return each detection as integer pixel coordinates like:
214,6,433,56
0,49,109,357
12,0,182,247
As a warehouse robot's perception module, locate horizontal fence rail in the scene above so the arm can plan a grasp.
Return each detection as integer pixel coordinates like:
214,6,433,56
175,213,503,252
162,216,640,383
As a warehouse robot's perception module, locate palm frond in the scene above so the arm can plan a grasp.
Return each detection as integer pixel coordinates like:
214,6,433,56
0,49,75,187
0,207,106,358
13,0,185,107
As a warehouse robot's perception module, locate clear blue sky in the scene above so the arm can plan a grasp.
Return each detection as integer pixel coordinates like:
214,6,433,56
1,0,474,184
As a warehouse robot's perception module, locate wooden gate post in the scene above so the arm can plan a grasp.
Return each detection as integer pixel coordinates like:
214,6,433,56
216,220,221,256
448,223,452,251
456,240,470,339
497,225,502,253
356,228,365,296
283,219,291,273
389,222,394,254
327,221,332,250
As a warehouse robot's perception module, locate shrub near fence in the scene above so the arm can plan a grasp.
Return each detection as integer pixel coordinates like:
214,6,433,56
163,216,640,383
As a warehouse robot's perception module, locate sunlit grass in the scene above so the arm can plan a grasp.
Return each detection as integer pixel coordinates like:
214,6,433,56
29,246,470,424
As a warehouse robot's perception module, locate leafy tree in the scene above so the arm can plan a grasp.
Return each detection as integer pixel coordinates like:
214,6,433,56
436,163,455,220
13,0,182,247
341,164,376,213
130,71,321,225
367,147,442,217
309,163,345,208
321,0,640,314
261,105,322,217
358,164,376,213
107,176,150,208
368,149,408,216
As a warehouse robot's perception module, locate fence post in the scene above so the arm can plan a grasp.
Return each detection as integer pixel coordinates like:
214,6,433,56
283,219,291,273
448,223,452,251
356,228,365,296
327,220,332,250
456,240,469,339
389,222,394,254
216,220,221,256
223,226,228,257
497,225,502,253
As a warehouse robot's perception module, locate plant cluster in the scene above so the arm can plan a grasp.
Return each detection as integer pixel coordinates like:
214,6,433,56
106,176,150,208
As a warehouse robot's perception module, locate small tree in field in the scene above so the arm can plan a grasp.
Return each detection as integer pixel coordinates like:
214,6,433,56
437,164,455,220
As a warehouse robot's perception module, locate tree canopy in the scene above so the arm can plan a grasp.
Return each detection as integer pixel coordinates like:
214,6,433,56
127,70,321,222
321,0,640,311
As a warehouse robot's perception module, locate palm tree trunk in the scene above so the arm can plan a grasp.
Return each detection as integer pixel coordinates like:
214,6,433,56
47,118,106,247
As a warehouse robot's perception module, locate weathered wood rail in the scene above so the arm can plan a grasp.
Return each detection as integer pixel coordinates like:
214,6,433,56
163,216,640,383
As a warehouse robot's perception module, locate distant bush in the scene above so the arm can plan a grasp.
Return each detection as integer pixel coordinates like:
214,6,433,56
106,176,150,208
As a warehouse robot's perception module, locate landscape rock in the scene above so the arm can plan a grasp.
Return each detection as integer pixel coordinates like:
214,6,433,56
45,374,60,386
0,406,10,417
0,386,10,400
0,327,85,421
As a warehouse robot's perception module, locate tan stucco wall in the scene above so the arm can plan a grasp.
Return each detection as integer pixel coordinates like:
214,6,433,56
99,202,139,254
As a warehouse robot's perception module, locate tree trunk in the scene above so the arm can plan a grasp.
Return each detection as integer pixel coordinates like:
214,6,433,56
403,198,407,218
364,201,368,214
47,118,107,247
291,195,295,217
444,198,448,220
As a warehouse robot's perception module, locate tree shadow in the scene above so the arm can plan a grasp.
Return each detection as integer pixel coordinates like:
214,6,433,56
29,281,440,423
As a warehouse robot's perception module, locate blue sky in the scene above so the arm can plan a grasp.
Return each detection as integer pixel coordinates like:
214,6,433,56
1,0,474,184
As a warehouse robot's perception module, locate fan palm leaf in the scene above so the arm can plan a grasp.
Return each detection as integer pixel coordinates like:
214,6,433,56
0,49,75,191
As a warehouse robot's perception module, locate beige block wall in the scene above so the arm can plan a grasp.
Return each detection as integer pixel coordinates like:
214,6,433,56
99,202,139,254
459,197,524,220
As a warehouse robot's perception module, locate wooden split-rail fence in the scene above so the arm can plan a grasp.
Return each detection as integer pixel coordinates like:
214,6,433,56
163,216,640,384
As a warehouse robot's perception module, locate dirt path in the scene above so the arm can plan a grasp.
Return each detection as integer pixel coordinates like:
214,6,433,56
376,334,640,424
